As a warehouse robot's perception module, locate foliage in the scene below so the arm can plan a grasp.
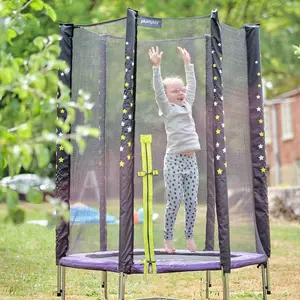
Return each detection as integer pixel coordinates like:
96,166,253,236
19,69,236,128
294,45,300,58
0,0,99,223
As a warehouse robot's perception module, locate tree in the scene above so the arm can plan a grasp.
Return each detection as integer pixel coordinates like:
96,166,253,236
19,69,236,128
0,0,99,223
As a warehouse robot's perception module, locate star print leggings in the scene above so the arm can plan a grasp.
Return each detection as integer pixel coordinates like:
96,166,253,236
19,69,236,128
163,153,199,240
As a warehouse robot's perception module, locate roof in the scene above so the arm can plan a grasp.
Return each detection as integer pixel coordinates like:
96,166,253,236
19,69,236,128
264,88,300,105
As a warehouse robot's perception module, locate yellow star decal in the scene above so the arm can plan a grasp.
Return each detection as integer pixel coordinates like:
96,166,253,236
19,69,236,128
213,76,217,81
127,155,131,160
126,56,130,60
259,132,264,137
224,136,226,141
120,161,125,167
130,90,133,94
56,164,58,169
224,162,228,168
215,115,220,120
220,56,223,60
121,135,126,140
259,119,263,124
217,168,223,175
257,72,261,76
261,167,266,173
216,129,221,134
125,82,129,87
213,63,217,67
258,84,261,88
123,109,127,114
60,109,65,114
59,145,64,151
128,141,132,147
59,157,64,163
130,103,133,107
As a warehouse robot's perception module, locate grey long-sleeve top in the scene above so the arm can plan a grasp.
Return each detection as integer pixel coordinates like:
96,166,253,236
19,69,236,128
152,63,201,154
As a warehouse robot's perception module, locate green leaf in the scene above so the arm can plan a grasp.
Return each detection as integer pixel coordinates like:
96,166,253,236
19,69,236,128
59,139,73,154
35,145,50,168
26,188,43,204
44,3,57,22
0,68,14,84
7,28,17,44
0,152,6,178
33,36,44,50
6,189,19,212
30,0,44,11
20,145,33,170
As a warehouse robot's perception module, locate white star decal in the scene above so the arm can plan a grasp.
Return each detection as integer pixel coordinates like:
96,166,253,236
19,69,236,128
214,101,218,106
255,61,258,64
259,155,264,160
219,69,222,74
212,50,215,54
126,41,129,45
256,95,260,99
128,114,132,120
120,146,124,151
213,88,216,93
121,121,125,127
131,75,134,79
216,142,220,148
258,144,263,149
60,72,64,76
256,107,261,112
123,95,127,99
132,62,134,66
216,155,220,160
222,123,225,128
222,148,226,153
125,68,128,72
220,96,224,101
127,127,132,132
218,43,221,46
59,132,63,137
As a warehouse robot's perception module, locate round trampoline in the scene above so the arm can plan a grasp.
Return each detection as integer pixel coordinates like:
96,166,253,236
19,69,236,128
56,8,271,300
60,249,268,273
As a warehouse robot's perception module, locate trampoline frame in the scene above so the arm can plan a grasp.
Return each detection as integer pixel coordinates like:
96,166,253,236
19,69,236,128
57,261,271,300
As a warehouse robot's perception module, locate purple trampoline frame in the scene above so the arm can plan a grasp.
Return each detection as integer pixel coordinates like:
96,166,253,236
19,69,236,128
59,249,267,274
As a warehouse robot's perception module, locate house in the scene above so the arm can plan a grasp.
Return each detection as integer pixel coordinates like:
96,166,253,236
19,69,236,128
264,88,300,186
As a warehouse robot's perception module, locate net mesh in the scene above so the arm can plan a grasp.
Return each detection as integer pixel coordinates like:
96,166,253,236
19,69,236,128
65,15,265,258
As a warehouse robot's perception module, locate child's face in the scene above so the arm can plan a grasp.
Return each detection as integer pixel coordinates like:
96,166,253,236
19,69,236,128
165,82,187,104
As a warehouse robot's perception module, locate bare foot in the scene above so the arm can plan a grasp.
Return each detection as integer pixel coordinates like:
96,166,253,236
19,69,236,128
164,240,175,253
187,238,197,252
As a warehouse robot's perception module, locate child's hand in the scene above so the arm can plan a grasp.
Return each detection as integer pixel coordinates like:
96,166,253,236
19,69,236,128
148,46,163,66
177,46,191,64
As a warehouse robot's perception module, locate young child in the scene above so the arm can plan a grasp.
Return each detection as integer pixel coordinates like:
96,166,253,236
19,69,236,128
148,46,200,253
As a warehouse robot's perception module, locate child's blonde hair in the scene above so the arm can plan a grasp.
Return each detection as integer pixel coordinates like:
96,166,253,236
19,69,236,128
162,76,184,88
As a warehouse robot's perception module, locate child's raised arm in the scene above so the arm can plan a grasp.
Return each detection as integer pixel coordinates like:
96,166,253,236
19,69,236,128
149,46,169,116
177,46,196,105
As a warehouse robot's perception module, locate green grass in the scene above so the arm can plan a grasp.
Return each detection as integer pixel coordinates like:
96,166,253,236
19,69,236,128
0,203,300,299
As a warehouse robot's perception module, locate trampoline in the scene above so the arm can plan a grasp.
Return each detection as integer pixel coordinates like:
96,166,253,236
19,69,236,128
56,8,271,300
60,249,267,273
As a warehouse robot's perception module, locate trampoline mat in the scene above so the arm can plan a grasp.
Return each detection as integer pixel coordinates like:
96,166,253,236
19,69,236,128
59,249,267,273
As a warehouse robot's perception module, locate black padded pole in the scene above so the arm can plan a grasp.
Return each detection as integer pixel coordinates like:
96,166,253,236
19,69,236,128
118,8,138,274
56,23,74,265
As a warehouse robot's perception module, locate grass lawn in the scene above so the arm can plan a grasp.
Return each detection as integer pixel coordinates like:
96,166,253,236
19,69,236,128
0,202,300,299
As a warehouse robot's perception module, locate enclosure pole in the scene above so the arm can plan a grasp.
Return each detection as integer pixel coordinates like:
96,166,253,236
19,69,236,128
57,266,62,296
205,270,211,299
266,260,271,294
222,268,230,300
101,271,108,300
118,273,127,300
261,264,267,300
61,267,66,300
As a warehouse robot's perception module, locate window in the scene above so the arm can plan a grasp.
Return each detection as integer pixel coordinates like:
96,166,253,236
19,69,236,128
281,101,294,141
264,106,271,144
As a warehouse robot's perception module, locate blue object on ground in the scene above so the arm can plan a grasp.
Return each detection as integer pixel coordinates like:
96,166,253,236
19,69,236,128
70,206,119,224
